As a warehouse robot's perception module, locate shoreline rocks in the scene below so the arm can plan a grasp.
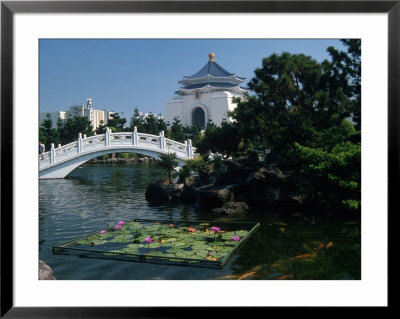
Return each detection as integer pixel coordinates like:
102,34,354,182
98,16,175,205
86,156,155,165
145,179,187,203
194,184,235,209
144,159,312,213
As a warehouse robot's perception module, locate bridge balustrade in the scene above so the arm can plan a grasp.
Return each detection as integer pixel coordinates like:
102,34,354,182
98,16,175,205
39,128,195,171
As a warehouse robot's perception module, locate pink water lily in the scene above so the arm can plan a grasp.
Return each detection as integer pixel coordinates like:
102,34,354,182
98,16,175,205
210,226,221,233
118,221,125,225
231,236,241,241
144,237,153,244
100,230,107,234
114,225,122,230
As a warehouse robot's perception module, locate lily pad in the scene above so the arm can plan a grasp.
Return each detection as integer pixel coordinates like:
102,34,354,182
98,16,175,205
162,237,177,243
174,250,196,258
110,234,134,243
125,222,143,229
90,239,108,246
194,250,209,258
209,250,225,259
170,242,191,249
145,242,161,249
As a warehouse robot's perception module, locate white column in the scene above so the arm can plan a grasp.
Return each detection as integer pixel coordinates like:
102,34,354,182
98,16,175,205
50,143,55,164
105,127,110,147
132,126,138,146
77,133,83,153
159,130,165,150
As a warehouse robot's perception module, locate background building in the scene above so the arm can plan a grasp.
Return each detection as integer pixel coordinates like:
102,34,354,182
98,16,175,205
130,111,163,125
39,111,67,129
164,53,247,128
40,98,115,131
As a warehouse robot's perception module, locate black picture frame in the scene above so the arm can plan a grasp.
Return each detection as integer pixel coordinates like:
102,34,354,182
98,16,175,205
1,0,395,317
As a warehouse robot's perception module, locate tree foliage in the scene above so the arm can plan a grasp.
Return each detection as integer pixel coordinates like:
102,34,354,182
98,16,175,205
194,40,361,212
107,112,127,132
95,120,107,135
39,115,60,150
130,107,168,135
158,153,179,183
57,116,93,145
294,141,361,210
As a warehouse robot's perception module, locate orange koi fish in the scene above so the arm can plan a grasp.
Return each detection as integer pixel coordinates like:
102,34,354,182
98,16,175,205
292,253,311,260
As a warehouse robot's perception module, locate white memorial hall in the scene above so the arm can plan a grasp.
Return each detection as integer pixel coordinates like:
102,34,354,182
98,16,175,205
164,53,248,128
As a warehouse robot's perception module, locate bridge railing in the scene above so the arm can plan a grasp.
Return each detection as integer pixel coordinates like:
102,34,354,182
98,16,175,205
39,127,196,169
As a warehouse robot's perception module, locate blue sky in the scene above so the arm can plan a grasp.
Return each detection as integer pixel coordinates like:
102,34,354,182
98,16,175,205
39,39,346,121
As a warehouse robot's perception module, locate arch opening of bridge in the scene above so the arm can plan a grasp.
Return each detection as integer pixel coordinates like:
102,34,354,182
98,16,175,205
39,127,195,179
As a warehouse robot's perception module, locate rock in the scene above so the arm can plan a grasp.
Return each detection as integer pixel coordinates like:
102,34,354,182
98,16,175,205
251,164,287,184
184,176,197,187
39,260,56,280
288,194,310,206
195,184,234,208
165,183,184,200
145,179,171,202
178,177,196,202
145,179,185,202
232,163,294,208
212,201,250,215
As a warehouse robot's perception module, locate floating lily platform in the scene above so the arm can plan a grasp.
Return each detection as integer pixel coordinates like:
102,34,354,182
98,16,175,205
52,219,260,269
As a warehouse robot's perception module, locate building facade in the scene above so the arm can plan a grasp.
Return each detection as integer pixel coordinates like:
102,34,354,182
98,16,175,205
164,53,247,128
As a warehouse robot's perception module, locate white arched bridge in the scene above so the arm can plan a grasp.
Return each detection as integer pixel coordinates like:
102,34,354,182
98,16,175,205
39,127,195,179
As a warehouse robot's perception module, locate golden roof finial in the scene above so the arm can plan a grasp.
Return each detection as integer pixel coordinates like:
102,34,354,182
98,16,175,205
208,52,215,62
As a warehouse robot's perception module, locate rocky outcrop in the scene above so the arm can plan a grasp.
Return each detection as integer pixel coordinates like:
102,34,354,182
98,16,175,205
145,179,184,202
211,201,250,215
195,184,235,209
180,177,198,202
39,260,56,280
233,164,311,208
234,164,288,207
144,159,310,211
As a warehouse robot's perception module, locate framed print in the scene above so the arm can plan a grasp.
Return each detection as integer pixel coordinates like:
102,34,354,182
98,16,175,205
1,0,396,317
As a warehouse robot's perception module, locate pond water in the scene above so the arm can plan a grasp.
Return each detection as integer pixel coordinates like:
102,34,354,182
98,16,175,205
39,162,361,280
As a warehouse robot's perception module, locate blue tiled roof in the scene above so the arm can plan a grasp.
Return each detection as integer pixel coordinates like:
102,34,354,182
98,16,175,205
182,82,238,90
175,83,247,94
184,61,246,80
